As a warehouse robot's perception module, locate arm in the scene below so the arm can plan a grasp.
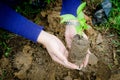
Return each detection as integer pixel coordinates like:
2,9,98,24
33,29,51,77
61,0,90,69
61,0,81,48
0,2,79,70
0,2,43,42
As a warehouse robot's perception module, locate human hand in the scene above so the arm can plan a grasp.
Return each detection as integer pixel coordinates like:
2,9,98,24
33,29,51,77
65,20,77,49
37,30,79,69
79,49,91,70
65,20,90,69
65,20,88,48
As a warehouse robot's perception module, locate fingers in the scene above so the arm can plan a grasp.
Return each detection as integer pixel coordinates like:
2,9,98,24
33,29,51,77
87,49,91,54
65,35,72,49
49,50,79,70
64,61,80,70
79,49,91,69
79,54,89,69
65,25,76,49
84,49,91,67
82,32,88,40
83,53,90,67
83,49,91,67
64,49,69,58
51,54,79,70
65,27,72,49
79,64,84,70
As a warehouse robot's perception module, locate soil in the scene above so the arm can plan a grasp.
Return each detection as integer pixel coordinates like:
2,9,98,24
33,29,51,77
0,0,120,80
69,34,90,65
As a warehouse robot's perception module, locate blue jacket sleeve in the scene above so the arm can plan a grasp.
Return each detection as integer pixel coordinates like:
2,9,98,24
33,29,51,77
61,0,81,16
0,2,43,42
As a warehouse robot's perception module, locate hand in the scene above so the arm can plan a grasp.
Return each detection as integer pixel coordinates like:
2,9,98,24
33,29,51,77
79,49,91,70
65,20,90,69
37,30,79,69
78,32,90,69
65,20,77,49
65,20,88,49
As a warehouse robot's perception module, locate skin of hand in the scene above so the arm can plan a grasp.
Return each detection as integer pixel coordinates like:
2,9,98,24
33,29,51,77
37,30,79,70
65,20,90,69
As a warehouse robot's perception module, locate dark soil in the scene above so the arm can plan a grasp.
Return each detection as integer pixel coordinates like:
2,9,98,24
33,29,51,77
0,0,120,80
69,34,89,65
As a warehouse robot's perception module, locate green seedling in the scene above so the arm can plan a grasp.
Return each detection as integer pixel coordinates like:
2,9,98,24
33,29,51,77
112,40,120,47
60,2,89,35
0,70,7,80
45,0,54,4
0,42,11,57
45,0,51,4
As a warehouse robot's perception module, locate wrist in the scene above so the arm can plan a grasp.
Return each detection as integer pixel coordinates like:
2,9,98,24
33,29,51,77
65,20,80,27
37,30,47,45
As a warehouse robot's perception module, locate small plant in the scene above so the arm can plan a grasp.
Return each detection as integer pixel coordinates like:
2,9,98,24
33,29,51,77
60,2,89,35
0,41,11,57
0,30,12,57
112,40,120,47
101,0,120,35
0,70,7,80
45,0,54,4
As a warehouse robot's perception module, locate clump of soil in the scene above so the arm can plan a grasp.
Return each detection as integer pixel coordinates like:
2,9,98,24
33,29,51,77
13,45,33,79
69,34,89,65
69,33,99,69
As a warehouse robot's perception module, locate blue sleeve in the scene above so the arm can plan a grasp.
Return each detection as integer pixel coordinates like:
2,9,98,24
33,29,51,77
0,2,43,42
61,0,81,16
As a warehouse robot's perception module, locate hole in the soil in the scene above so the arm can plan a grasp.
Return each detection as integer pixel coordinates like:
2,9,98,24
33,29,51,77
90,72,96,80
45,59,48,62
0,53,3,59
80,71,93,80
116,52,120,56
14,77,21,80
0,47,3,58
12,67,19,72
56,31,59,34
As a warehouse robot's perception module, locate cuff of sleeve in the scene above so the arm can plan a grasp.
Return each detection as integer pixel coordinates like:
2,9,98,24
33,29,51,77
60,0,81,16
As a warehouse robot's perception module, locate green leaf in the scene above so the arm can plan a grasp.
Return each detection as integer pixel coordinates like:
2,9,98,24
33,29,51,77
115,16,120,25
76,26,83,35
4,47,11,57
60,14,77,23
60,2,89,36
83,24,88,29
77,2,86,15
76,26,82,34
77,12,85,21
79,20,86,27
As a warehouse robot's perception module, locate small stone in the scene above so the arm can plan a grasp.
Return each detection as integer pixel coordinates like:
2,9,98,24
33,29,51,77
89,54,98,65
96,33,103,44
64,76,72,80
41,12,47,17
85,26,96,37
109,73,120,80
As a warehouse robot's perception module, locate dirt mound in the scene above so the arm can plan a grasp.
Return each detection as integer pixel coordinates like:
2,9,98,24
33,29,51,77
0,0,120,80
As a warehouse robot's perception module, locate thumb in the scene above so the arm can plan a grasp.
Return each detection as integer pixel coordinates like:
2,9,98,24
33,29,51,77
63,60,79,70
65,35,72,49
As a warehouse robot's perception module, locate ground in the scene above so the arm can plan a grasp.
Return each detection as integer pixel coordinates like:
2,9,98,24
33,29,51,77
0,0,120,80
